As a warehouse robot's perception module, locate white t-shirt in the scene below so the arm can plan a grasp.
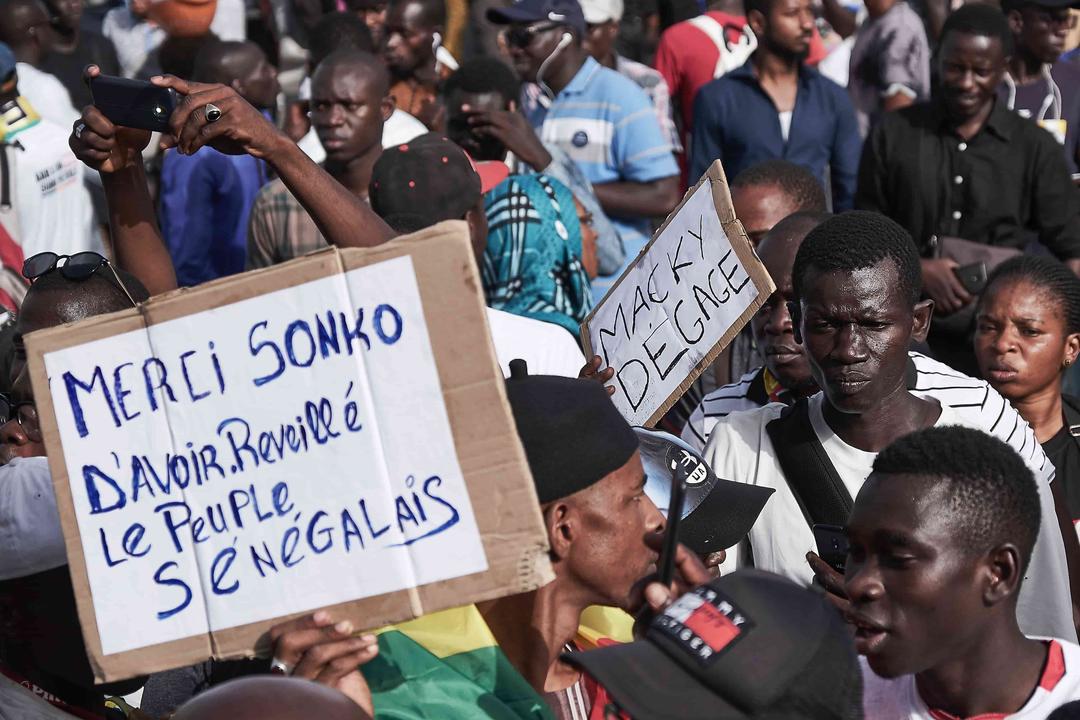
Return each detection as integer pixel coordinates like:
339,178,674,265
485,307,585,378
862,639,1080,719
778,110,793,142
15,63,78,129
7,120,101,259
703,390,1077,643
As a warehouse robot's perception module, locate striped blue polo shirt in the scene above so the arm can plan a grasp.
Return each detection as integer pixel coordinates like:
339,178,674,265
522,57,678,288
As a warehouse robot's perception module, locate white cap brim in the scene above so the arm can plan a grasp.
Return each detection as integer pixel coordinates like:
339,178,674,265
0,456,67,581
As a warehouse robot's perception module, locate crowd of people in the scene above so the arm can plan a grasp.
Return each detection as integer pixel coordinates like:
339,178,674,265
8,0,1080,715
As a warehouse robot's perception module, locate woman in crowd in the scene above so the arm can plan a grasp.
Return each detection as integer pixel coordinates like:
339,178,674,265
974,256,1080,529
481,174,595,339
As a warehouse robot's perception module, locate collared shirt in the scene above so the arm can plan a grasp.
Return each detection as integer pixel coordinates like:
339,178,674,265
856,99,1080,257
689,58,861,210
848,0,930,137
614,55,681,152
521,57,679,254
161,147,268,286
245,177,330,270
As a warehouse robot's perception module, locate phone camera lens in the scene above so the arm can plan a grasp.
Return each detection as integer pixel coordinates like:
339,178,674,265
154,105,164,117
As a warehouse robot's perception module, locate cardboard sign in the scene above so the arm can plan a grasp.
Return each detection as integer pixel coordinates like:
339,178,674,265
26,222,554,682
581,162,775,427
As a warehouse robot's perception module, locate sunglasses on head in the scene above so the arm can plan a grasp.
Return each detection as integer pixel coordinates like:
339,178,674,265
504,21,562,48
23,251,138,307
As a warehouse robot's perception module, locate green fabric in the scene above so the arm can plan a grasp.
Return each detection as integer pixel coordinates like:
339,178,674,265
364,630,555,720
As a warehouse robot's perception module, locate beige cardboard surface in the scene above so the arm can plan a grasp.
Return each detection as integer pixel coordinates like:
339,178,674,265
580,161,775,427
26,222,553,682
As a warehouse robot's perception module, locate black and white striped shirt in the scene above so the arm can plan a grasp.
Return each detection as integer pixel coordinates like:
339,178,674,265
683,351,1054,487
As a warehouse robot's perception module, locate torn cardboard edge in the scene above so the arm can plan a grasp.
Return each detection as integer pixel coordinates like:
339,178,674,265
579,160,776,428
25,221,554,682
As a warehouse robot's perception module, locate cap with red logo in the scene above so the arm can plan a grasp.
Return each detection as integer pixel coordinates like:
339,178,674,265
563,570,862,719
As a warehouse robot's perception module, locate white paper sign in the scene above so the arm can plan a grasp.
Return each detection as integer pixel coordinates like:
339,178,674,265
42,256,486,655
583,175,772,426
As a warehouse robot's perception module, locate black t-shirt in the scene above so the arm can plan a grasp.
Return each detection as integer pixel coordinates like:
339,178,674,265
40,31,121,110
1043,403,1080,523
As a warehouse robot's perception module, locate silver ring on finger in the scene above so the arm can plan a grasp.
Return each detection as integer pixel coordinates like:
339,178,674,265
74,122,85,139
205,103,222,123
269,657,293,675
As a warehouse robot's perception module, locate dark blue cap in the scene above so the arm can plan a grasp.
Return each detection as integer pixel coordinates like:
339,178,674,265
0,44,15,84
486,0,586,36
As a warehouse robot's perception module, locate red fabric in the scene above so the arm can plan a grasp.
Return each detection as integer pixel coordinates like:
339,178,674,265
0,217,26,314
653,11,827,134
925,641,1065,720
580,638,630,720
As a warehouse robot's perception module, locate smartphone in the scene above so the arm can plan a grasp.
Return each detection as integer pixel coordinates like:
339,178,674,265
812,523,849,574
656,446,691,586
90,75,178,133
953,261,988,295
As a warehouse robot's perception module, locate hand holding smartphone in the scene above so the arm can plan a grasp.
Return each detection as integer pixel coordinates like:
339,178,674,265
89,75,179,133
812,524,849,574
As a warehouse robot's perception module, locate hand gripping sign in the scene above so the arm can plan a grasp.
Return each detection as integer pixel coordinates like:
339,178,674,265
581,161,776,427
26,222,553,682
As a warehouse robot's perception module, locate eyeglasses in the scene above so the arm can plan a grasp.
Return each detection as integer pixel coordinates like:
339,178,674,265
0,394,41,442
503,21,562,49
23,252,138,307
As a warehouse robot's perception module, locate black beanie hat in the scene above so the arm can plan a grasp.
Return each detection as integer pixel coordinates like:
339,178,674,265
506,359,639,504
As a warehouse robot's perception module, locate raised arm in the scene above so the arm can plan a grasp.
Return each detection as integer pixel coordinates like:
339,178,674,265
151,76,397,249
69,66,178,296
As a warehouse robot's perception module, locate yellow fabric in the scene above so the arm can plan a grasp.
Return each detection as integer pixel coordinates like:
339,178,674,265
576,606,634,649
376,604,634,659
376,605,497,659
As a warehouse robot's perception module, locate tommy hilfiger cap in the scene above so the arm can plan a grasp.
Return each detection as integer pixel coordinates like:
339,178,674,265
565,570,862,720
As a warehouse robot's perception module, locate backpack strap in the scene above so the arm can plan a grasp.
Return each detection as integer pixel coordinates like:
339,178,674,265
1062,395,1080,452
765,400,854,529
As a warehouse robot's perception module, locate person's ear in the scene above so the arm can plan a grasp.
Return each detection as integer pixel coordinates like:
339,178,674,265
747,8,767,38
545,502,574,561
380,93,395,122
982,543,1024,606
1007,8,1024,36
788,301,803,344
1065,332,1080,368
912,299,934,343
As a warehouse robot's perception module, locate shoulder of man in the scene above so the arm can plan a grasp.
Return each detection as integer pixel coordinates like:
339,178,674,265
702,398,786,468
910,351,1053,483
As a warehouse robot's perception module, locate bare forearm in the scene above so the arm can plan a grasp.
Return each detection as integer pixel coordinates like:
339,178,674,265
592,177,680,219
265,135,397,248
103,164,178,295
821,0,856,38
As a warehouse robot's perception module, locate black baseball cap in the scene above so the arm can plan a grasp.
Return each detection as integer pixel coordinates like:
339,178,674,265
564,570,862,720
635,427,773,557
369,133,508,234
486,0,587,36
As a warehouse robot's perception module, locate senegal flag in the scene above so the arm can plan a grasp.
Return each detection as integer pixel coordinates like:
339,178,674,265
362,605,635,719
363,605,554,720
